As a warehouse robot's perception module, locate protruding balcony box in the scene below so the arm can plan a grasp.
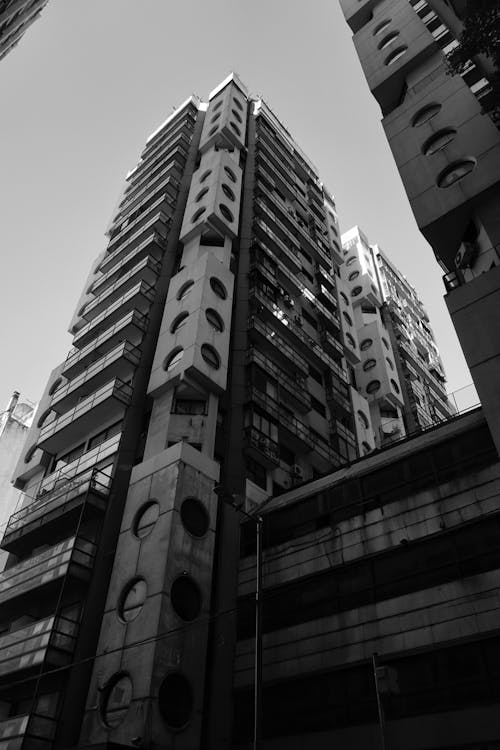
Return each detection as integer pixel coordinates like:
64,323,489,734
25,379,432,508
92,232,164,295
0,712,56,750
0,614,78,680
37,379,132,455
243,426,280,469
319,328,344,359
253,220,302,273
62,310,147,380
247,317,308,376
2,469,110,555
51,342,140,415
0,537,95,607
245,348,311,414
72,281,154,350
106,208,170,257
315,281,338,313
82,256,160,323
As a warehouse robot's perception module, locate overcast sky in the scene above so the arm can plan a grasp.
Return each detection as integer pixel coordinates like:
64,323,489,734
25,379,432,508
0,0,473,411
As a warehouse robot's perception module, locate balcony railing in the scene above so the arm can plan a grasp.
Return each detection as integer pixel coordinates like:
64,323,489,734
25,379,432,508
38,379,132,454
0,536,95,605
243,426,280,467
106,207,171,254
93,232,163,292
2,468,111,552
0,613,78,678
0,713,56,748
245,347,311,412
247,316,308,374
253,222,301,272
39,433,120,496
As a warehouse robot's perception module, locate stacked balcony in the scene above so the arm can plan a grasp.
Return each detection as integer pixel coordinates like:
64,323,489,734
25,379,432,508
37,379,132,454
247,317,308,377
0,712,56,750
94,232,164,290
243,426,280,468
246,348,311,413
0,614,78,680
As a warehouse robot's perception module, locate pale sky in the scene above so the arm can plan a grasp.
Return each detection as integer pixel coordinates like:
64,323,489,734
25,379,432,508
0,0,473,410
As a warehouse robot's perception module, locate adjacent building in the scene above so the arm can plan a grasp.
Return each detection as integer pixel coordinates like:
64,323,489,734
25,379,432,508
0,0,49,61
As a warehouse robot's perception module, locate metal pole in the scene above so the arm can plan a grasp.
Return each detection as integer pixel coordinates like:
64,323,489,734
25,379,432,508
372,654,388,750
253,516,263,750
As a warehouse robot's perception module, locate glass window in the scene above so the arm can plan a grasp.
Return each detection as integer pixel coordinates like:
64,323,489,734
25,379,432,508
411,103,441,127
378,31,400,50
219,203,234,222
210,277,227,299
177,280,194,300
221,183,236,201
164,348,184,371
422,128,457,155
206,308,224,332
119,578,147,622
437,159,476,188
224,166,237,183
181,497,209,537
100,674,133,728
200,169,212,182
133,501,160,539
366,380,381,394
357,410,369,429
171,312,189,333
351,286,363,297
363,358,377,371
191,207,206,223
360,338,373,351
195,187,209,202
373,19,392,35
201,344,220,369
385,46,408,65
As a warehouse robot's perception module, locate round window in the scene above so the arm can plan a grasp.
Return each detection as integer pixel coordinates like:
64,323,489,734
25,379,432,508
206,308,224,332
200,169,212,183
158,673,193,730
210,277,227,299
358,410,369,429
181,498,209,537
201,344,220,369
351,286,363,297
348,270,360,281
221,183,236,202
191,207,206,223
196,187,209,203
346,256,357,266
422,128,457,156
171,312,189,334
133,501,160,539
177,281,194,300
386,357,394,370
345,332,356,347
119,578,147,622
412,103,442,127
363,358,377,371
170,575,202,621
48,378,62,396
385,46,408,65
340,292,349,305
360,338,373,351
230,122,241,136
224,166,237,183
373,18,391,35
37,409,54,429
231,109,243,123
437,159,476,188
219,204,234,222
381,337,389,350
366,380,381,394
378,31,400,50
164,348,184,372
391,378,400,394
210,112,221,124
342,311,353,327
100,673,133,729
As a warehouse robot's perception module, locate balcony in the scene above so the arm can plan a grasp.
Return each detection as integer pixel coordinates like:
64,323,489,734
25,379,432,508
245,347,311,413
0,614,78,679
315,281,337,311
2,468,110,554
319,328,344,359
63,310,147,379
106,208,171,256
247,316,308,375
0,537,95,607
94,231,164,290
82,256,160,323
243,426,280,468
253,221,301,273
72,281,154,349
38,379,132,454
52,342,140,414
0,713,56,750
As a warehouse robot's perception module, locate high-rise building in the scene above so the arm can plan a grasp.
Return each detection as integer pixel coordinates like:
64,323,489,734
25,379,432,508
0,74,374,750
338,0,500,457
341,225,454,444
0,0,49,62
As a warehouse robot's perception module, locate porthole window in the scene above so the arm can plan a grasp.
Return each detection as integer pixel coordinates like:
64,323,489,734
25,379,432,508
363,358,377,371
118,578,147,622
221,183,236,202
191,207,206,223
366,380,381,394
37,409,54,429
230,122,241,136
357,411,369,429
351,286,363,297
437,159,476,188
348,270,360,281
206,308,224,332
342,311,353,327
177,280,194,300
374,18,391,35
210,277,227,299
164,348,184,372
385,46,408,65
232,109,243,123
170,576,202,621
48,378,62,396
345,332,356,348
411,103,442,127
386,357,394,370
195,187,209,203
422,128,457,156
181,498,209,537
210,112,221,124
158,673,193,730
340,292,349,305
233,98,244,111
208,125,218,137
219,203,234,222
381,337,389,350
200,169,212,183
391,378,400,394
346,256,357,266
378,31,400,50
171,312,189,334
360,338,373,351
24,444,38,464
201,344,220,369
133,501,160,539
100,673,133,729
212,100,223,112
224,166,237,183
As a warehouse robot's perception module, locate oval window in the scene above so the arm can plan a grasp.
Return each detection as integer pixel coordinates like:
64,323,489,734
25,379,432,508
200,169,212,183
158,673,193,730
133,501,160,539
191,207,206,223
437,158,476,188
177,280,194,300
233,98,244,111
37,409,54,429
340,292,349,305
210,112,221,124
171,312,189,334
378,31,400,50
360,338,373,351
212,100,223,112
232,109,243,123
181,498,209,537
422,128,457,155
348,270,360,281
195,187,209,203
219,204,234,222
363,358,377,371
210,277,227,299
230,122,241,137
164,348,184,372
170,576,202,621
346,256,357,266
391,378,401,394
362,441,372,455
366,380,381,394
201,344,220,369
411,103,442,127
206,308,224,332
119,578,147,622
100,673,133,729
385,46,408,65
351,286,363,297
48,378,62,396
381,337,389,350
24,444,38,464
373,19,391,35
221,183,236,202
208,125,218,137
345,332,356,347
224,166,237,183
386,357,394,370
342,311,353,326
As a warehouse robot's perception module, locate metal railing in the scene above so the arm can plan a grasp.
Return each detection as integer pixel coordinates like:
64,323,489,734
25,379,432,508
244,426,280,464
245,348,310,407
64,309,147,369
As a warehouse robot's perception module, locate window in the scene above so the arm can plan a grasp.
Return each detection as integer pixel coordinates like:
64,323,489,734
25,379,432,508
308,364,323,385
205,308,224,332
302,308,317,330
391,378,400,394
87,420,122,451
119,578,147,622
348,270,360,281
201,344,220,369
164,348,184,371
208,125,218,136
422,128,457,155
351,286,363,297
233,98,244,111
346,256,357,266
411,103,441,127
230,122,241,136
363,358,377,371
360,338,373,351
381,337,389,350
362,441,372,455
345,332,356,348
342,311,353,326
246,456,267,489
200,169,212,182
357,410,369,429
210,277,227,299
385,46,408,65
172,398,207,415
221,183,236,201
366,380,381,394
170,312,189,333
301,266,314,283
195,187,209,202
311,396,326,418
340,292,349,305
219,203,234,222
48,378,62,396
224,166,237,183
437,159,476,188
386,357,394,370
378,31,400,49
177,280,194,300
191,207,206,223
133,501,160,539
232,109,243,123
373,18,391,35
210,112,221,124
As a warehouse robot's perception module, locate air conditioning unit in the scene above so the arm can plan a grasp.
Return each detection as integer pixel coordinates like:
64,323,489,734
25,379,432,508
455,242,478,270
291,464,304,479
283,295,294,308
